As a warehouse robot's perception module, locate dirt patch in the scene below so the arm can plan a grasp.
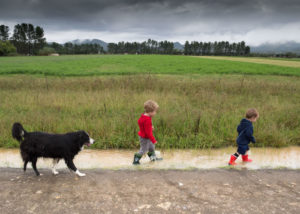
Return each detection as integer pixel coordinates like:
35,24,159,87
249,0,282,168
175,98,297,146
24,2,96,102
196,56,300,68
0,168,299,214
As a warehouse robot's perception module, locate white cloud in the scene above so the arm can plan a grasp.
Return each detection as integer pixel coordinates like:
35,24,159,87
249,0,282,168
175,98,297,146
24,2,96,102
46,22,300,45
242,22,300,46
45,30,151,43
1,0,300,45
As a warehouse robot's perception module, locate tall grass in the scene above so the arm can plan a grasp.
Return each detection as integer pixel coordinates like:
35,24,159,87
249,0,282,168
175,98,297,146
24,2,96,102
0,55,300,76
0,75,299,149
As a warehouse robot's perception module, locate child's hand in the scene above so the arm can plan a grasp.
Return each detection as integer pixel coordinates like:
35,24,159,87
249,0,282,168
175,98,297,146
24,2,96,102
152,125,154,130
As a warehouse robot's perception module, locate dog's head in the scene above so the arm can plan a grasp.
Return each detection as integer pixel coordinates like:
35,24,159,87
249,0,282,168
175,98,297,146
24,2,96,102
77,131,95,147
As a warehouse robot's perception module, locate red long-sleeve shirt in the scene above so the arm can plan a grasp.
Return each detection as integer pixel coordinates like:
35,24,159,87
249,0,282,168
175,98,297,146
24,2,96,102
138,114,157,144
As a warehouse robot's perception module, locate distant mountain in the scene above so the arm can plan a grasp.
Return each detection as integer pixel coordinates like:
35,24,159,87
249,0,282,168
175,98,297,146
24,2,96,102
251,41,300,54
70,39,108,50
174,42,184,50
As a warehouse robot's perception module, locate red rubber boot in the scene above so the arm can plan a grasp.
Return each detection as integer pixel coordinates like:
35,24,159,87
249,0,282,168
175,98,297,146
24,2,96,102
228,155,237,165
242,155,252,163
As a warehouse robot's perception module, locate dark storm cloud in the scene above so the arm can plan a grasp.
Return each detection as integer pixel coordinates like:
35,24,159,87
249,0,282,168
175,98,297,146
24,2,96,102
1,0,300,44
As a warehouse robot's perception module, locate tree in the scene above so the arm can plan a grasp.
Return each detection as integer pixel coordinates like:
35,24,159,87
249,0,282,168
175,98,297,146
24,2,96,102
0,41,17,56
0,25,9,41
236,42,241,56
285,52,297,58
245,46,250,55
190,41,199,55
64,42,74,54
224,41,229,55
48,42,63,54
207,42,212,55
213,42,219,55
11,24,25,54
184,41,191,55
34,26,46,54
199,42,203,55
11,23,46,55
232,43,237,56
240,41,246,56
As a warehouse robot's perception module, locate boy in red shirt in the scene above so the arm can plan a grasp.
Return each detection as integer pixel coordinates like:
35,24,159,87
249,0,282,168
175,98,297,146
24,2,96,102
133,100,162,165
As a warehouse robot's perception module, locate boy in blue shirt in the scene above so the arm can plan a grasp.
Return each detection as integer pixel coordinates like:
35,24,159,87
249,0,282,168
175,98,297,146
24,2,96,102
229,108,259,165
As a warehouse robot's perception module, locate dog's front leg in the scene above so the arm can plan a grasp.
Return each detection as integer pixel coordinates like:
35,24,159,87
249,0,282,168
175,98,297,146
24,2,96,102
75,170,86,177
31,157,40,176
64,158,86,177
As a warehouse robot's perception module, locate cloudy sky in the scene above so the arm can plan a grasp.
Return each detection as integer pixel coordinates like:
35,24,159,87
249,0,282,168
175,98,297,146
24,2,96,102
0,0,299,45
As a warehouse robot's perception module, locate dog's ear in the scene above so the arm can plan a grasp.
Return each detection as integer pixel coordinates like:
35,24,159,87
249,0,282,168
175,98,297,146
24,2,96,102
77,131,84,138
77,131,87,140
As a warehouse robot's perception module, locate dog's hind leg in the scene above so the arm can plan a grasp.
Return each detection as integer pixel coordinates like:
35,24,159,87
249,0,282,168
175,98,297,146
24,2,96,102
21,151,29,172
64,158,86,177
52,159,60,175
31,157,40,176
23,160,29,172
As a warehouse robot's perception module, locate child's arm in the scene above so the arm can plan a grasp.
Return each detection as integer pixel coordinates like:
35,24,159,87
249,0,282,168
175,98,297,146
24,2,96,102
237,124,242,133
246,126,256,143
145,120,157,144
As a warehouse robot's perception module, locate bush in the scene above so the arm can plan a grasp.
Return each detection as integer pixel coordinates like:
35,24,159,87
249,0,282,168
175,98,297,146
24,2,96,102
0,41,17,56
38,47,56,56
285,52,298,58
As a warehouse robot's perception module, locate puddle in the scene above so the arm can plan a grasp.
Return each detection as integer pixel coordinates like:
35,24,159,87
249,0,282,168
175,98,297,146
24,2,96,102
0,147,299,170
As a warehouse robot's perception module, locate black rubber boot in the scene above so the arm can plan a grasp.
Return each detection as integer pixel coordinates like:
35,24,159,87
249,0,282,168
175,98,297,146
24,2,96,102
147,152,163,161
133,153,142,165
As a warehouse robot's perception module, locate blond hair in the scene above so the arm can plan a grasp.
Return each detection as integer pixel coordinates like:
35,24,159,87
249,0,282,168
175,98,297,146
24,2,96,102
144,100,159,113
245,108,259,119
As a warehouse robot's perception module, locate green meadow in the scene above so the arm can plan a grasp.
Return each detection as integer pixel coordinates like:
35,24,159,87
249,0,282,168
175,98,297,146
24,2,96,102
1,55,300,76
0,55,299,149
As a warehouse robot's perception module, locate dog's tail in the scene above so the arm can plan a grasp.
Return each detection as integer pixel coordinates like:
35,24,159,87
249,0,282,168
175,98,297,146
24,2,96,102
12,122,27,142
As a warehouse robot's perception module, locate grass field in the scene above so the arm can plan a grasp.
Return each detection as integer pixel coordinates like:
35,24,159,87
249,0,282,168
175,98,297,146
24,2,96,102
197,56,300,68
0,73,299,149
1,55,300,76
263,57,300,62
0,55,299,149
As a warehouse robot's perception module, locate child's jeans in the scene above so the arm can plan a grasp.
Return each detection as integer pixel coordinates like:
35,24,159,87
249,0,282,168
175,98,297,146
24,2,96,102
138,137,155,155
237,145,249,155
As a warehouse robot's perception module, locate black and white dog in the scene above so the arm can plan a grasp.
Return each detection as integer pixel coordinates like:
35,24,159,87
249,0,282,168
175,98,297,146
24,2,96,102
12,122,95,177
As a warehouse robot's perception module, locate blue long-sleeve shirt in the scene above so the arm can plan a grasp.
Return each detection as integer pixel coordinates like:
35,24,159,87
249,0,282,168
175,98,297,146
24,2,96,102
236,118,256,146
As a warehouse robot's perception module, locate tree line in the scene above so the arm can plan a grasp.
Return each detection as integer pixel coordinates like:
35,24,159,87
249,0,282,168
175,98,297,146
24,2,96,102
106,39,251,56
184,41,250,56
46,42,104,55
1,23,253,56
107,39,177,54
0,23,104,56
